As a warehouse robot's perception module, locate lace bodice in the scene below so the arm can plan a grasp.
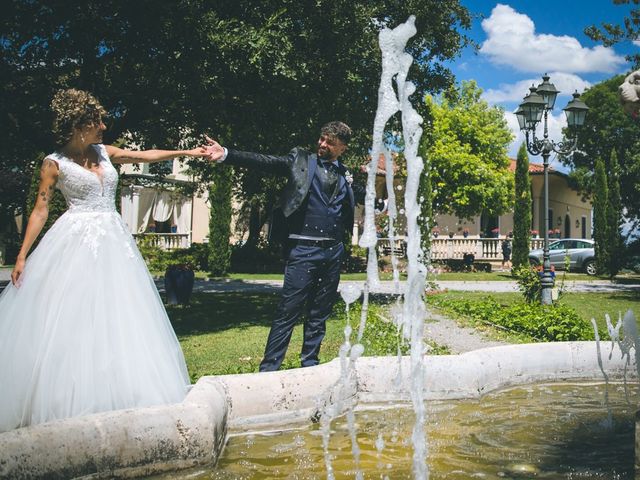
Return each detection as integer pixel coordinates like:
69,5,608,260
47,144,118,213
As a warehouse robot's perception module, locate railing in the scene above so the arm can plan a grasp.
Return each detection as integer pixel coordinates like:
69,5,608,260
133,233,190,250
376,237,545,260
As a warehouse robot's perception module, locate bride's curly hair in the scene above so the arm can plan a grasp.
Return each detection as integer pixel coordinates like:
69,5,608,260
51,89,107,147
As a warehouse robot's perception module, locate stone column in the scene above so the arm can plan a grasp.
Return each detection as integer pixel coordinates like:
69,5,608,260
130,185,144,234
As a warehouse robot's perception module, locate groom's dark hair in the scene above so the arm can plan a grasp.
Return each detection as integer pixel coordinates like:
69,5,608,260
321,121,352,145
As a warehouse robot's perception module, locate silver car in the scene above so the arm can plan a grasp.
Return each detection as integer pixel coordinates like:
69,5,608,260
528,238,596,275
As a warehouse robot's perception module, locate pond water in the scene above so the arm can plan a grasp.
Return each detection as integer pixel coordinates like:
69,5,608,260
152,382,637,479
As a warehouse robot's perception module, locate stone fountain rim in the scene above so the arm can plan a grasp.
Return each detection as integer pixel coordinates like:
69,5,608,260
0,341,635,479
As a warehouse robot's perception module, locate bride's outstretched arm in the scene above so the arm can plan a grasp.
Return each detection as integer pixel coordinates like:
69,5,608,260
105,145,211,164
12,157,59,286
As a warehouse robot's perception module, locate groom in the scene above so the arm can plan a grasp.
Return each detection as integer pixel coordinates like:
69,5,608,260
205,122,358,371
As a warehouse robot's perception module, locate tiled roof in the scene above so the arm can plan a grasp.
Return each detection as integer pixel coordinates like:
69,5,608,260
508,158,553,174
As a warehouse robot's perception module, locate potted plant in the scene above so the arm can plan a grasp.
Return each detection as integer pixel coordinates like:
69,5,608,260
491,227,500,238
432,227,440,238
462,228,469,238
165,263,195,305
530,229,539,238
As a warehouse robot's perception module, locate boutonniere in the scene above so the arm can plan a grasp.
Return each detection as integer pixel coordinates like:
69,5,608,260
344,169,353,185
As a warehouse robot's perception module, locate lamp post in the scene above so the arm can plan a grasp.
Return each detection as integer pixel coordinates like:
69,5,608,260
516,74,589,305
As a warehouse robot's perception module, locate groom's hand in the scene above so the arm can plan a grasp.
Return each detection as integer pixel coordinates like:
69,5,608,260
203,135,226,162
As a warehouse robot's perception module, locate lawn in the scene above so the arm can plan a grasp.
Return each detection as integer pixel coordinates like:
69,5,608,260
166,284,640,383
166,292,418,382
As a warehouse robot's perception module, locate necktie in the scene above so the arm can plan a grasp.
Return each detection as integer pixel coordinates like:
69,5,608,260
319,161,339,201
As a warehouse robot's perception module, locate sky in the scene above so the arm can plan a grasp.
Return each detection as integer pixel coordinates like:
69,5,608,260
448,0,638,163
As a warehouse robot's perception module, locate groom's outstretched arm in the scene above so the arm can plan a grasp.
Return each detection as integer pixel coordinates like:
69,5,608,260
204,135,293,175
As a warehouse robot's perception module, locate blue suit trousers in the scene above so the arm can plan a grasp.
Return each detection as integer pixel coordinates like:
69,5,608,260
259,242,344,371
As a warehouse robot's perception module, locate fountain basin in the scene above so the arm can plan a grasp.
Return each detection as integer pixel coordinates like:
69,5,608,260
0,342,636,478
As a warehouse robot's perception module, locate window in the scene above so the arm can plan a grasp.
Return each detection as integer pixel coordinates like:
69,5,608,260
549,241,565,250
581,216,587,239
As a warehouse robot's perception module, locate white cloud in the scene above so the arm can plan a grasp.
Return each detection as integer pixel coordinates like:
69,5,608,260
483,72,592,104
480,4,626,74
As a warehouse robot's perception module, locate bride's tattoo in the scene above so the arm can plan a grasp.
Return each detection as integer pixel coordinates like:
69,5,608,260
38,159,57,203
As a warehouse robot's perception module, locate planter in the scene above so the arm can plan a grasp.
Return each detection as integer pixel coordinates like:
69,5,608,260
164,264,195,305
462,232,469,238
448,232,454,239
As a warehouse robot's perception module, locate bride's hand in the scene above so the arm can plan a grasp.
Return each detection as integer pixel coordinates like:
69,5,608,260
186,147,210,157
11,257,25,286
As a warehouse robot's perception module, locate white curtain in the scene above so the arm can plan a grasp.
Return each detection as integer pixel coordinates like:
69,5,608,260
173,201,192,235
152,191,174,223
137,190,158,233
134,189,191,234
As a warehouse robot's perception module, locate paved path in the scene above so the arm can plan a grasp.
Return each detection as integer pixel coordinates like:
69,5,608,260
156,277,640,295
2,267,638,295
424,310,508,353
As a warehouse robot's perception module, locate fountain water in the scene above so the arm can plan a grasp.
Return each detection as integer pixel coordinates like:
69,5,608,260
358,15,430,479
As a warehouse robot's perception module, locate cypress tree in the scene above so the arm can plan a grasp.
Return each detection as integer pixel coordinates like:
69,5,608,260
512,143,532,269
607,149,623,277
593,157,609,275
207,166,233,277
419,157,433,262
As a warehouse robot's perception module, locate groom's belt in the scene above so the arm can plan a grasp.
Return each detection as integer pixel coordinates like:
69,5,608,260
291,238,341,248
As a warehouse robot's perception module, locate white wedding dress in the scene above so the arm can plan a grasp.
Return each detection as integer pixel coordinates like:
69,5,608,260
0,144,190,432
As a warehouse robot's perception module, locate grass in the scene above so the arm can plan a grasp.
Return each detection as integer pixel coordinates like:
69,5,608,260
427,290,640,339
167,292,427,382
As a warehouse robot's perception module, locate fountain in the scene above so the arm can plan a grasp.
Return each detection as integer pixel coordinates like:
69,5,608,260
1,17,639,480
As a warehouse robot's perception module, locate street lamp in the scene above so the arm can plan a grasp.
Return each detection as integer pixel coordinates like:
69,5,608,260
516,74,589,305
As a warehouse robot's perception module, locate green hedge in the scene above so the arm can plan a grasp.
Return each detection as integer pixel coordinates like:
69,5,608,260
430,296,594,342
138,241,209,273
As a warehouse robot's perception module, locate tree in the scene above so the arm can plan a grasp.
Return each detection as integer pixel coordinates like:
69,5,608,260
585,0,640,67
1,0,474,250
512,143,532,269
207,167,233,276
607,149,624,276
421,80,514,219
563,74,640,222
593,157,610,275
419,157,433,260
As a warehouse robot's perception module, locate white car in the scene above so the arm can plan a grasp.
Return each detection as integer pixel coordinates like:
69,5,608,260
528,238,596,275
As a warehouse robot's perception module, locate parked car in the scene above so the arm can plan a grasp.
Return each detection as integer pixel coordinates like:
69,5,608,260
528,238,596,275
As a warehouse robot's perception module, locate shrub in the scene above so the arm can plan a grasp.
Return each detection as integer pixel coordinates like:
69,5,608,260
361,310,410,356
512,265,541,303
138,241,210,272
230,240,283,273
433,259,492,272
429,296,593,342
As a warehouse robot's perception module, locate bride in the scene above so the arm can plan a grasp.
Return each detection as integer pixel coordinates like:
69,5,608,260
0,89,210,432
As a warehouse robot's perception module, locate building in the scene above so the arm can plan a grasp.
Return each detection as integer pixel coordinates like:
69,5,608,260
430,160,592,240
118,160,210,250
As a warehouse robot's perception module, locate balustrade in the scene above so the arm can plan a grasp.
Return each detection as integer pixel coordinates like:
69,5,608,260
376,237,545,261
133,233,190,250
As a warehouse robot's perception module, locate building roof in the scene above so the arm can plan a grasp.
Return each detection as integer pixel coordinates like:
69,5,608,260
508,158,570,179
508,158,553,174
